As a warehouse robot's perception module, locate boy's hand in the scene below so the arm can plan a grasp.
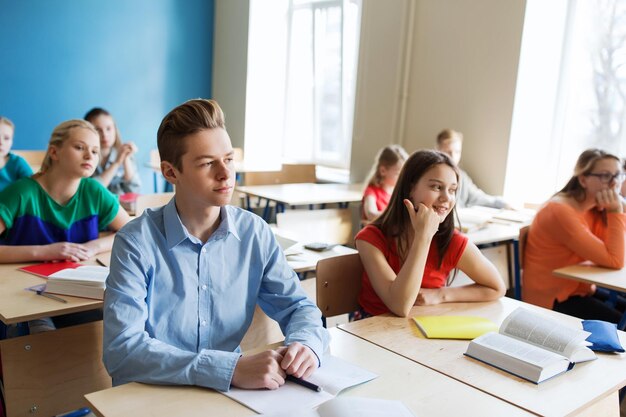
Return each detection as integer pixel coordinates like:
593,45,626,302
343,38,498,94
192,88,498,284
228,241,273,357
276,342,318,379
231,350,286,390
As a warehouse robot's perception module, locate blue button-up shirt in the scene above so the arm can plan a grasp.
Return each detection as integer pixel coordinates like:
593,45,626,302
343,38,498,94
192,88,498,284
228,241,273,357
103,198,329,391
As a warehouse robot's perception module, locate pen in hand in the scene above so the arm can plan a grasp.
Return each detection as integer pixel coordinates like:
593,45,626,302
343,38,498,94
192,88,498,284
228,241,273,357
36,290,67,303
286,374,322,392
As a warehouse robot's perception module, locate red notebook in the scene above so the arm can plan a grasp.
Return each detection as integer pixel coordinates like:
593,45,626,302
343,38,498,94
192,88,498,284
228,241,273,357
19,261,83,278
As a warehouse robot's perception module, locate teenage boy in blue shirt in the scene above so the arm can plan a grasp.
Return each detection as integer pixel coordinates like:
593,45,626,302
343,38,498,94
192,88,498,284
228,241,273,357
103,99,329,391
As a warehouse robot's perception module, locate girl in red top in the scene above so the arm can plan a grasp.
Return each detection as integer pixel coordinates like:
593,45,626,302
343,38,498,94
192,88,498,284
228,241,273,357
362,145,409,221
356,150,505,317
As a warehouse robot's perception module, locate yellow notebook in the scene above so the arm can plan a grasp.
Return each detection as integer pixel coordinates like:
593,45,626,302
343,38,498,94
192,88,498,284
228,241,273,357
412,315,498,339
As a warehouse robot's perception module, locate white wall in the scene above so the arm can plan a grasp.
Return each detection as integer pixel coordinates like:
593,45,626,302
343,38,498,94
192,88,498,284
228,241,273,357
351,0,527,195
212,0,250,149
212,0,528,194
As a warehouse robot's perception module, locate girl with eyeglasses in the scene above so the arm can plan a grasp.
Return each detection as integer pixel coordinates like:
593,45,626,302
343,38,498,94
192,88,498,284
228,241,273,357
523,149,625,322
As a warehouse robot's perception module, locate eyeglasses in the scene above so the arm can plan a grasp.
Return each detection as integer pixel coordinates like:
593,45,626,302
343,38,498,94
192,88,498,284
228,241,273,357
585,172,626,184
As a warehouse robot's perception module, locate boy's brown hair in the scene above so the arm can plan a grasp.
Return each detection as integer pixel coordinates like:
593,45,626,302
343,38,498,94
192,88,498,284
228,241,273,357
157,99,226,172
436,128,463,146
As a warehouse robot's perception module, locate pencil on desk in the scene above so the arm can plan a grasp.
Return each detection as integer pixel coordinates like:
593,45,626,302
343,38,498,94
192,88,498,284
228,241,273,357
286,374,322,392
36,290,67,303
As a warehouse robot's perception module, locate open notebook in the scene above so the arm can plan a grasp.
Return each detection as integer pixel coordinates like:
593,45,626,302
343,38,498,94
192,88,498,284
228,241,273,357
222,355,378,414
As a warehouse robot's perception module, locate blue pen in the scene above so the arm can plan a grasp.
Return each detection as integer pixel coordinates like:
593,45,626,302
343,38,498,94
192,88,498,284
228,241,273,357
58,407,91,417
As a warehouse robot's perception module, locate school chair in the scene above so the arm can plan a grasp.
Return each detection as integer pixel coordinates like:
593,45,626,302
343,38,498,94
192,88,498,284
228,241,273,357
316,253,363,327
243,163,317,217
0,321,111,417
135,192,175,216
244,163,316,186
12,150,46,173
513,225,529,300
276,208,353,246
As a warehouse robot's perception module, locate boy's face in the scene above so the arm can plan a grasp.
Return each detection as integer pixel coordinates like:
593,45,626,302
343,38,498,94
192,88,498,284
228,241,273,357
172,128,235,207
0,123,14,157
437,137,462,166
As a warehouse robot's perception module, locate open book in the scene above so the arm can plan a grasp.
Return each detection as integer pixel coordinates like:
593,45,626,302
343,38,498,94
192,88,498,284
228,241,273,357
222,355,378,415
464,307,595,383
36,265,109,300
257,397,415,417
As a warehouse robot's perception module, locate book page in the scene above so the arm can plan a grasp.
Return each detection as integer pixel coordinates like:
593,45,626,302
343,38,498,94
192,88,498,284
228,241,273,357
222,355,378,414
500,308,590,359
49,266,109,283
473,332,567,367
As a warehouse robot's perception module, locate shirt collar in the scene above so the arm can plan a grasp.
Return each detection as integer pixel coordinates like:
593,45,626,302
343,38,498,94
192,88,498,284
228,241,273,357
163,199,240,249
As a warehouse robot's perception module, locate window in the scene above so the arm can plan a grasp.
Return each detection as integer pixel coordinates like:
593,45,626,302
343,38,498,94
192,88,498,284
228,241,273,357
245,0,361,170
505,0,626,205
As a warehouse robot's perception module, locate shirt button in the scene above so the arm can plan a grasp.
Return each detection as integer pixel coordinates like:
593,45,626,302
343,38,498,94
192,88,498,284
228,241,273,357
201,247,207,253
201,285,208,291
201,320,207,326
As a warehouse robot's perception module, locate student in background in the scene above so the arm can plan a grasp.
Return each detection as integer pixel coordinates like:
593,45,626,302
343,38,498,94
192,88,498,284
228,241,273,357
0,116,33,191
362,145,409,221
84,107,141,195
103,99,329,392
436,129,510,209
523,149,625,321
0,119,130,332
355,150,505,318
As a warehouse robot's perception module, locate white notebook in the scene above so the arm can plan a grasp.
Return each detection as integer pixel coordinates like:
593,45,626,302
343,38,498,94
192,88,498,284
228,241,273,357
223,355,378,415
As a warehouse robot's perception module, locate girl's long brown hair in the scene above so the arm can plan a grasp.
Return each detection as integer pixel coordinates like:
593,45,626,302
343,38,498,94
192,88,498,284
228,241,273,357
372,149,459,268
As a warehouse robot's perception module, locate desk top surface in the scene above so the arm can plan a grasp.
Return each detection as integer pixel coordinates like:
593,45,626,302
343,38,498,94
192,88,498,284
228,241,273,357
339,296,626,417
0,261,103,324
85,328,532,417
465,222,521,245
236,183,364,206
553,264,626,292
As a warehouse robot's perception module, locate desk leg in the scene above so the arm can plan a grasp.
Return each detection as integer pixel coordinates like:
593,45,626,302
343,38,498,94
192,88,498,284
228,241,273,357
262,199,271,222
512,239,522,300
0,321,111,417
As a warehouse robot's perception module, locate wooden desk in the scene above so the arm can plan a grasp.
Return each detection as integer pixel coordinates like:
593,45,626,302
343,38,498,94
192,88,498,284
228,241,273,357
236,183,363,221
339,297,626,417
554,264,626,329
0,262,110,417
0,263,102,324
286,243,357,274
85,328,532,417
553,264,626,294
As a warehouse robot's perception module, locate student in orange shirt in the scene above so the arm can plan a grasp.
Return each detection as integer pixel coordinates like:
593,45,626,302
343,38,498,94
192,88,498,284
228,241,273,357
523,149,626,322
355,150,505,318
361,145,409,222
